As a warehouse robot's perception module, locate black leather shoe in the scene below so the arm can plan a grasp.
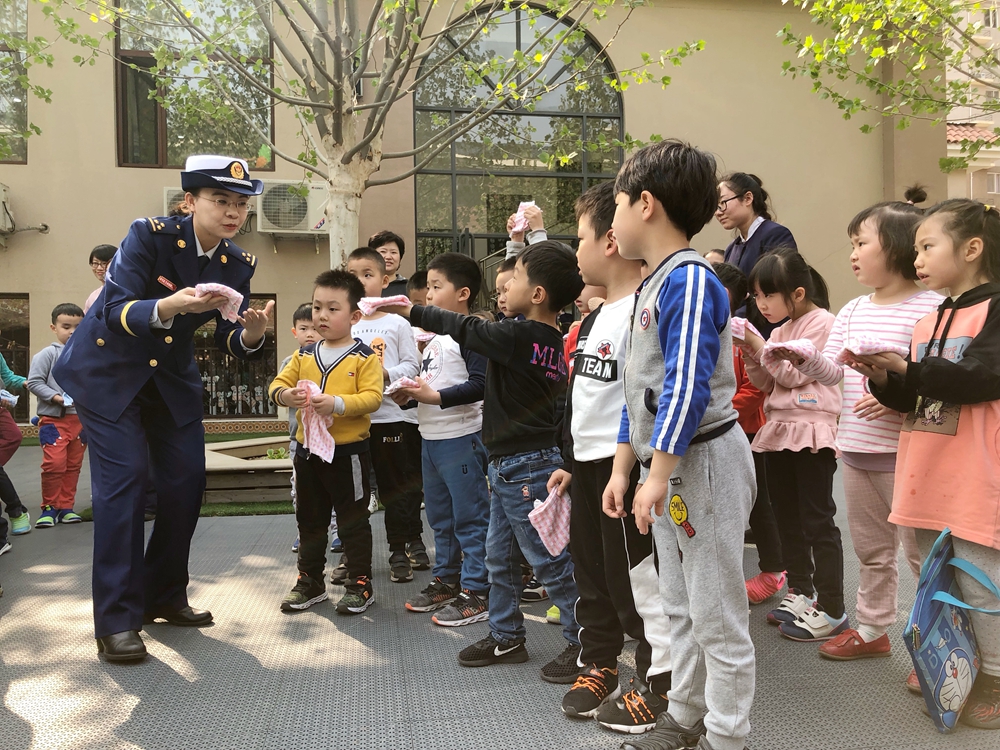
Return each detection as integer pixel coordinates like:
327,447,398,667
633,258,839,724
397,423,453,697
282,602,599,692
143,606,213,626
96,630,147,662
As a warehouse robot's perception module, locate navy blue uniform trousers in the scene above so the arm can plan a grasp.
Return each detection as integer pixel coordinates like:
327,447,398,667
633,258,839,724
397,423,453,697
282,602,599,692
79,379,205,639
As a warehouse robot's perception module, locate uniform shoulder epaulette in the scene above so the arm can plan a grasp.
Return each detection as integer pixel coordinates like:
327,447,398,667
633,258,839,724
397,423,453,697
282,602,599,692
145,217,181,234
224,240,257,268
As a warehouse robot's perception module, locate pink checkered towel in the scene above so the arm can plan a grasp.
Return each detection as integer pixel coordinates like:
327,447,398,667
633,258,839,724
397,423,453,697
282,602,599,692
358,295,411,316
510,201,537,236
297,379,335,463
195,282,244,323
761,339,819,372
730,317,763,343
528,488,571,557
414,329,436,343
384,376,420,396
835,336,909,365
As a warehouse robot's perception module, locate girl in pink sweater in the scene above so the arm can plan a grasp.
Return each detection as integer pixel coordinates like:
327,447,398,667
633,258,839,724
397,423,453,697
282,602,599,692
739,248,846,642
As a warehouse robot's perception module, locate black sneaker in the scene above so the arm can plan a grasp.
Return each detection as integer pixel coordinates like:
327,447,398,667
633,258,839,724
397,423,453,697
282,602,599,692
389,550,413,583
562,664,621,718
336,576,375,615
280,574,328,612
432,589,489,627
598,677,669,734
330,555,349,585
406,539,431,570
520,575,548,602
406,578,459,612
961,672,1000,729
458,634,529,667
540,642,582,684
619,712,704,750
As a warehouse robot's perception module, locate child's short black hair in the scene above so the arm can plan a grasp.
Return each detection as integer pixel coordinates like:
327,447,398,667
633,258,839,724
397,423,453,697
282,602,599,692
848,201,923,281
348,246,387,273
368,230,406,259
575,181,616,239
749,247,830,311
615,139,718,241
427,252,482,302
519,241,585,312
52,303,84,323
407,270,428,293
712,262,748,317
292,302,313,326
497,256,517,274
924,199,1000,283
314,269,365,310
89,244,117,265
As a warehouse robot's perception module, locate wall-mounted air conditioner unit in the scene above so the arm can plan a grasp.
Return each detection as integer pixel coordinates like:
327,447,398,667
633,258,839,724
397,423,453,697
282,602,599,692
0,183,12,235
163,187,186,217
256,180,329,237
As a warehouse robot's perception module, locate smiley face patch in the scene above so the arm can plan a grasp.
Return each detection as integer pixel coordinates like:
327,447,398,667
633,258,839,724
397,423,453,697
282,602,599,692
669,494,696,538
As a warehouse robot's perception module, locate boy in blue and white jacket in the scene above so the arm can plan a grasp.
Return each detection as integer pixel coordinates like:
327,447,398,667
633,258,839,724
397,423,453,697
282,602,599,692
605,142,756,750
391,253,491,627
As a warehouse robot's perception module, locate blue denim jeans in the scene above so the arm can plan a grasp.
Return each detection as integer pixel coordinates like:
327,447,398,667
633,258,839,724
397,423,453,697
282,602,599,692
486,447,579,646
422,432,490,593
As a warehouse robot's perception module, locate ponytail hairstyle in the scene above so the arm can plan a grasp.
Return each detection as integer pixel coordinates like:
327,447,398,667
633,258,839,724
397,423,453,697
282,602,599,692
847,202,923,281
748,247,830,313
721,172,772,222
904,184,928,205
922,199,1000,283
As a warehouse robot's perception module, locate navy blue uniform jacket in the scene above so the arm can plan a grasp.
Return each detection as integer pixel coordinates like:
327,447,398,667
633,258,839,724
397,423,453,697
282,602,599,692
55,215,264,426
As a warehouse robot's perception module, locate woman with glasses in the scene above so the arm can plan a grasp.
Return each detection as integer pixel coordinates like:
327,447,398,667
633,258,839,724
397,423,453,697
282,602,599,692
716,172,798,338
83,245,117,315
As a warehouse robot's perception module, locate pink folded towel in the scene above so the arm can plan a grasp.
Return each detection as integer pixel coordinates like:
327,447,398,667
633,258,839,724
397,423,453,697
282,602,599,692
359,295,411,316
528,488,571,556
835,336,909,365
761,339,819,371
297,379,335,463
730,317,763,342
510,201,537,236
384,376,420,396
195,282,244,323
414,329,436,343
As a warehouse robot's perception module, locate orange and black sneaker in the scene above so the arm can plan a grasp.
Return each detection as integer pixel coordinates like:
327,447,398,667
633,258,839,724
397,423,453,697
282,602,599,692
596,676,668,734
336,576,374,615
562,664,620,718
962,673,1000,729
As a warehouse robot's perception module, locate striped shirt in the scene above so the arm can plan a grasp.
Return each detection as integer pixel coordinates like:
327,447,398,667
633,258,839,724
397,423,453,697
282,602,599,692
796,290,943,454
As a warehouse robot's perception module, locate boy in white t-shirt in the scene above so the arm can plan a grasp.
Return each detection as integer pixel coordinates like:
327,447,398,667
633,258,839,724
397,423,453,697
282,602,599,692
547,181,673,731
390,253,491,626
346,248,425,584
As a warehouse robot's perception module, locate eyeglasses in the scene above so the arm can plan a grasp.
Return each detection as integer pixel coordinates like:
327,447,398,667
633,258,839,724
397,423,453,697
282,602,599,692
90,261,109,270
198,195,250,212
717,195,742,213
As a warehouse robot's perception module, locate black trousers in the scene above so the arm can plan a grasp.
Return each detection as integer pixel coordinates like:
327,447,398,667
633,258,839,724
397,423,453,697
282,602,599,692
571,457,671,693
765,448,844,618
370,421,424,550
294,450,373,581
0,468,24,518
746,434,783,573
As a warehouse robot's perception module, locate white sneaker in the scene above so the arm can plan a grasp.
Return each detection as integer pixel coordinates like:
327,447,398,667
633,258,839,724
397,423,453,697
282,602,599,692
0,540,11,557
779,607,850,642
766,590,815,625
368,492,379,514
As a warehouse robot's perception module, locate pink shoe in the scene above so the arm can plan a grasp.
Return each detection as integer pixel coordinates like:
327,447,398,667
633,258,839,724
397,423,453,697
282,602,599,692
746,571,786,604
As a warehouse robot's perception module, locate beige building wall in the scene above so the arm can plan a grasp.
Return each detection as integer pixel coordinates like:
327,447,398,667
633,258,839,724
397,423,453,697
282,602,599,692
0,0,946,417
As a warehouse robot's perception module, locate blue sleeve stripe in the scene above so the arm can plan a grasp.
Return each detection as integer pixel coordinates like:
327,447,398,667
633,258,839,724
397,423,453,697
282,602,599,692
655,264,706,454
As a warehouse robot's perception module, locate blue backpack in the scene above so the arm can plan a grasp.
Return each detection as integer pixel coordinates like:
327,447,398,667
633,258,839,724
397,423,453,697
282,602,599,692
904,528,1000,733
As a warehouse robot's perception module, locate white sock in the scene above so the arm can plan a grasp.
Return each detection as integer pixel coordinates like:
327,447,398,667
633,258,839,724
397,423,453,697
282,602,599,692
857,623,886,643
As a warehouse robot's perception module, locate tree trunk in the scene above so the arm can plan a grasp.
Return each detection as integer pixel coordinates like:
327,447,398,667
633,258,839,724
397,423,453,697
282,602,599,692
325,184,362,269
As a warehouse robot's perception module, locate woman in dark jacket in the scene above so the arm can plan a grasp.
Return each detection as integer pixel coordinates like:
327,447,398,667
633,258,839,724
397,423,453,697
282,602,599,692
717,173,798,337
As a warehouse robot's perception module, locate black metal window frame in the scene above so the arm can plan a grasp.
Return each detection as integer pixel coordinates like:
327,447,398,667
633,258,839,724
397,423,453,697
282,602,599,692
0,0,28,165
413,7,624,266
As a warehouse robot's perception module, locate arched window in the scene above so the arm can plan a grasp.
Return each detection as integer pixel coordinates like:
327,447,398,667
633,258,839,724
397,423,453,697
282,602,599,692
414,8,623,269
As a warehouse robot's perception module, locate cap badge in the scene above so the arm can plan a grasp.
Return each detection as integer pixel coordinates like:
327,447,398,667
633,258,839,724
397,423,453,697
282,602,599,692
230,162,245,180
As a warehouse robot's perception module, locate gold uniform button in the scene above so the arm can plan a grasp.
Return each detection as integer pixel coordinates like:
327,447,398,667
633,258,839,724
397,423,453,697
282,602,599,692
220,255,228,264
164,336,173,344
177,239,187,249
96,338,105,346
149,359,158,367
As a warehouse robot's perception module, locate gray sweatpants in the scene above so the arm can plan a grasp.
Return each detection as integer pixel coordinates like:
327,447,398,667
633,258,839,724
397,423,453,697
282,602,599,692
650,429,756,750
915,529,1000,676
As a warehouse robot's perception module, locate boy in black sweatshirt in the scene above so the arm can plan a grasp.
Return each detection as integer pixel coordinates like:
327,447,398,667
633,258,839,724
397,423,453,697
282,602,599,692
382,241,586,683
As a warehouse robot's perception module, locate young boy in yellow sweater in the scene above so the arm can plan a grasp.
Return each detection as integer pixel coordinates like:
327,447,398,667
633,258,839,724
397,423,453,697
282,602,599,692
270,270,383,615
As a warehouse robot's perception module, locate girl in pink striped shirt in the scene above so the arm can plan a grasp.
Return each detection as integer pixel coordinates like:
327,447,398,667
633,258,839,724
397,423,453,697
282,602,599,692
772,202,941,664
